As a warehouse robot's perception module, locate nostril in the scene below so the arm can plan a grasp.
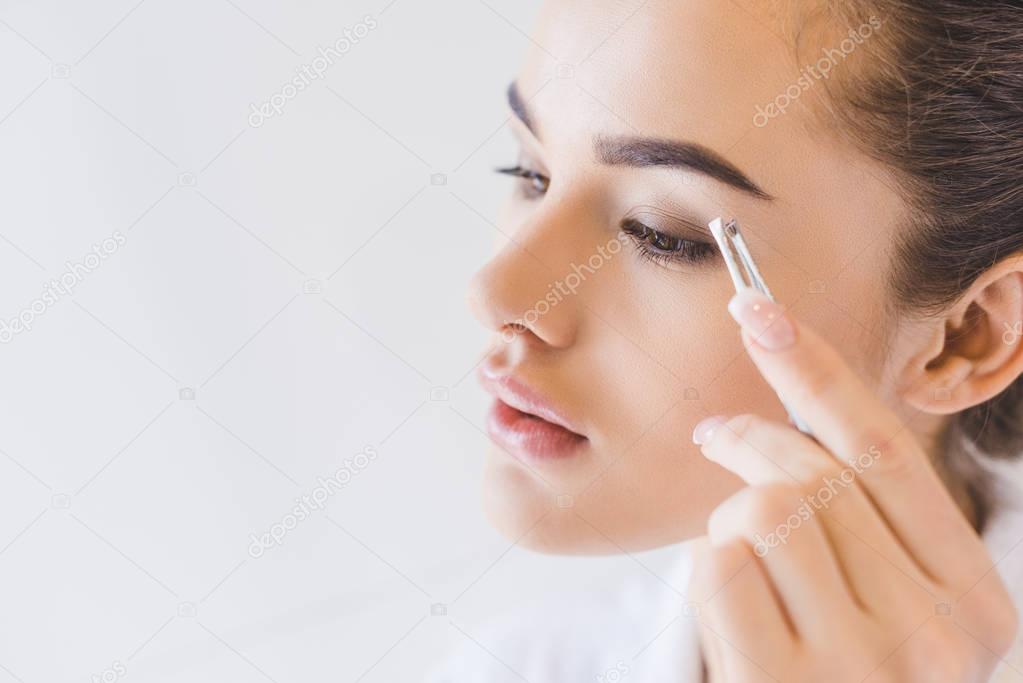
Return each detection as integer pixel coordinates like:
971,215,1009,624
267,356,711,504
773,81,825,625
500,322,530,343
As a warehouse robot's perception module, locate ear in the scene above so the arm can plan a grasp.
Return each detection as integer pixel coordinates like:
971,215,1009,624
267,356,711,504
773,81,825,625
900,256,1023,415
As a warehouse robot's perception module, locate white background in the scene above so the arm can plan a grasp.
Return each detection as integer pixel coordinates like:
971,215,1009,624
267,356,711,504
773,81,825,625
0,1,684,681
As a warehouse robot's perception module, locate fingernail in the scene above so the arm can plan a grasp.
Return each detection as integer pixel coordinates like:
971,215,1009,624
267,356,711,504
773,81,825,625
727,288,796,351
692,415,726,445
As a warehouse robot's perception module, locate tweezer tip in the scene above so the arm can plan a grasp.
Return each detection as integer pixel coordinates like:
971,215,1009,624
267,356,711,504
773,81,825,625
724,219,739,238
708,217,726,240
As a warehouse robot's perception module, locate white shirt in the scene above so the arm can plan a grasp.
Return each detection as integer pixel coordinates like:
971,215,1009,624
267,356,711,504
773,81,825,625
427,458,1023,682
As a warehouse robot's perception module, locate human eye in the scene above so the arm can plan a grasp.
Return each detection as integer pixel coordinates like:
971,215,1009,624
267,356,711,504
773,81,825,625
620,216,717,268
495,163,550,199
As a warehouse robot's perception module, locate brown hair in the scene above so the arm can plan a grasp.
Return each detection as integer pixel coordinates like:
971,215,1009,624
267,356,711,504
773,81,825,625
803,0,1023,531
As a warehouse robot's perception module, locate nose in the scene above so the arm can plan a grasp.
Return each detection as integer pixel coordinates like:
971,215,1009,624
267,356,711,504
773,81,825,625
467,208,590,349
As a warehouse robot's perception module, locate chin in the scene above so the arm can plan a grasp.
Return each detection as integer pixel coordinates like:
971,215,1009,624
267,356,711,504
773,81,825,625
480,448,711,556
480,456,582,554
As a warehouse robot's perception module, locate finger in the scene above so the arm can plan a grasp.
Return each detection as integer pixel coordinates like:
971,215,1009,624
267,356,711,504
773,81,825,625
698,413,936,611
726,288,988,583
690,537,791,681
694,412,831,486
707,483,859,640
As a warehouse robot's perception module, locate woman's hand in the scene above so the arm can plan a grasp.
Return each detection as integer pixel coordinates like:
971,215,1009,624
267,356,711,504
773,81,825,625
687,289,1019,682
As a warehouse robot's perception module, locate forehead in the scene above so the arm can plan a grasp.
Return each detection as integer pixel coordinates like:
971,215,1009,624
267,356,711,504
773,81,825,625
522,1,806,140
516,0,860,206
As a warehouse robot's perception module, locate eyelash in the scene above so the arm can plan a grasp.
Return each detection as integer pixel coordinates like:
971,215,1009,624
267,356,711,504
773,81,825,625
619,218,717,266
496,165,550,198
495,164,717,266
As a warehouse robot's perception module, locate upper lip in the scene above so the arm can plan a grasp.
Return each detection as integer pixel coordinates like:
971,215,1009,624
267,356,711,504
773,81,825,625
476,365,586,437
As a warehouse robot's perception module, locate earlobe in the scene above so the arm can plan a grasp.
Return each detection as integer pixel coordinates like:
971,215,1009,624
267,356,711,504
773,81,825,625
901,267,1023,415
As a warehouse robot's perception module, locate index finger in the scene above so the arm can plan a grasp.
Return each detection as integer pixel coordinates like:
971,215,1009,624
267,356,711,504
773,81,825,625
726,287,988,585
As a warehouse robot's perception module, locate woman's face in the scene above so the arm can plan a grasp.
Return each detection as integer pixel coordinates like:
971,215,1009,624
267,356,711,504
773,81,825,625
468,0,912,553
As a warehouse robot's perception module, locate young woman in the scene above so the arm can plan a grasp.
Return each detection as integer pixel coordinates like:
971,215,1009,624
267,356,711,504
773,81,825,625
434,1,1023,680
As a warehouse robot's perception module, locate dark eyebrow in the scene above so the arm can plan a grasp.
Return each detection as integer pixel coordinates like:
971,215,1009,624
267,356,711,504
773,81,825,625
507,81,773,200
507,81,538,138
595,135,773,200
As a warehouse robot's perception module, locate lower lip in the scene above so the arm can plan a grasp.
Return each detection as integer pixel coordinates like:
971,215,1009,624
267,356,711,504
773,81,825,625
485,398,588,461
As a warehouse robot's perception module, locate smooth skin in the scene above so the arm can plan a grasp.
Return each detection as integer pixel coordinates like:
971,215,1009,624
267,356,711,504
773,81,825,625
688,288,1018,681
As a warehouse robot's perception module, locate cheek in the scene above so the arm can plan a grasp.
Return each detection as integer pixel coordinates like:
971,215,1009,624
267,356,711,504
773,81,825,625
538,266,781,548
587,262,763,425
602,408,748,547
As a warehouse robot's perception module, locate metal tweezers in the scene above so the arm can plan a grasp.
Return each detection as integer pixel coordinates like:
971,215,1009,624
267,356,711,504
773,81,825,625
708,217,814,437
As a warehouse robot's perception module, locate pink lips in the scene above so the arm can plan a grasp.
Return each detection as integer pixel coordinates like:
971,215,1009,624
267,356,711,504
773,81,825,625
477,365,588,461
